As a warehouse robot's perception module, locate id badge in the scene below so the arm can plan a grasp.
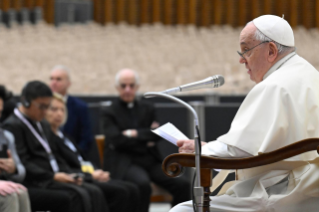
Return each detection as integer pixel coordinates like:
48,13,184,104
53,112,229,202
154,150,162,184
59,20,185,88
49,154,59,172
81,161,94,174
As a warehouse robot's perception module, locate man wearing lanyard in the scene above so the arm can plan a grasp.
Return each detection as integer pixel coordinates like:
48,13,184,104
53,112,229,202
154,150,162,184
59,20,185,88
3,81,109,212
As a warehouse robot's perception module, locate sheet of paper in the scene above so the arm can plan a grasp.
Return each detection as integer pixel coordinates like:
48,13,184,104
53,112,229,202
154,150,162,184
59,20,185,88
152,122,189,146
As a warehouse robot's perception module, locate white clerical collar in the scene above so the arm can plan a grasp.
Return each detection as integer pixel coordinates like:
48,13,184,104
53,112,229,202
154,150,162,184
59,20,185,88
263,52,297,80
127,102,134,108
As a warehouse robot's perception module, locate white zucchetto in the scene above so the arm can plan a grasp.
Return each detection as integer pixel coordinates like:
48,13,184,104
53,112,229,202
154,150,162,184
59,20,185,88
253,15,295,47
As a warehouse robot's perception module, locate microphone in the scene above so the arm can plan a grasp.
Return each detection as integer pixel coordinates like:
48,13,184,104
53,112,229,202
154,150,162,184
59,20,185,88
162,75,225,94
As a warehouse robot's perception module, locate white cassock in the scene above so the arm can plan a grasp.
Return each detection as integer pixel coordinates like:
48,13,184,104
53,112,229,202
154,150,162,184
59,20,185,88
170,52,319,212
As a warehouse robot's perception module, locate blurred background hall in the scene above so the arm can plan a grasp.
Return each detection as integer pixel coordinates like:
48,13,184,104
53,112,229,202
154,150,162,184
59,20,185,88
0,0,318,211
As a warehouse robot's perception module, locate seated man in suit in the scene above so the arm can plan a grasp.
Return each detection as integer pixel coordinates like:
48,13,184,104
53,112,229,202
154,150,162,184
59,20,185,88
0,85,74,212
0,85,15,123
3,81,109,212
46,92,140,212
49,65,94,153
101,69,191,212
0,85,31,212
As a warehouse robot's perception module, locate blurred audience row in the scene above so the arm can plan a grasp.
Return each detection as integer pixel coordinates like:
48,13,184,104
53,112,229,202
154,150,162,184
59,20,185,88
0,66,191,212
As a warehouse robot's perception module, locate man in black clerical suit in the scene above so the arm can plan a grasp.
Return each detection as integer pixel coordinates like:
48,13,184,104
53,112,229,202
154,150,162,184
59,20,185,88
102,69,191,212
3,81,108,212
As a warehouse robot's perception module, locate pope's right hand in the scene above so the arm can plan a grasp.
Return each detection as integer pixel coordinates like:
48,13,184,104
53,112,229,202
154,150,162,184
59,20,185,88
177,140,207,153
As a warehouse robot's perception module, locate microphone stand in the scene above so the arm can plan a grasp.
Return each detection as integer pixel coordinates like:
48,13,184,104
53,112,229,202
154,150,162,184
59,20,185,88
144,92,204,212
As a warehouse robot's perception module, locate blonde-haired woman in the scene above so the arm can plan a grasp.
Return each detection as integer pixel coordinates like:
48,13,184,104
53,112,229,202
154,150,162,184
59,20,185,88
46,93,140,212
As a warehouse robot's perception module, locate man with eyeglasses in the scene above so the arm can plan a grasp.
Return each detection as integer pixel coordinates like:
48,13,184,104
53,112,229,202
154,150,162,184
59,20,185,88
171,15,319,212
102,69,191,212
3,81,109,212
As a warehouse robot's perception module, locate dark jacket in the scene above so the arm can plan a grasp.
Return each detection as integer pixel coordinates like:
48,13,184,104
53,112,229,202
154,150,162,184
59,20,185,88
51,132,94,182
101,98,161,179
3,112,71,188
63,95,94,152
0,129,26,182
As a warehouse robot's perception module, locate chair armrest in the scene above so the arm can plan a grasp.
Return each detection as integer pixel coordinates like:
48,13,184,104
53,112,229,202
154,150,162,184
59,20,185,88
162,138,319,177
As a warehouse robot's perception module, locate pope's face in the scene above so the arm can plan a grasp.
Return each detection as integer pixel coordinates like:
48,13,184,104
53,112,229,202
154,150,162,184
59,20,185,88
238,23,270,83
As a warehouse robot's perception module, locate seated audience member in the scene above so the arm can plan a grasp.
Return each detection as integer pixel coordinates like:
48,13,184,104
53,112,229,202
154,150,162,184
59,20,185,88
3,81,108,212
102,69,191,212
0,181,29,212
0,90,31,212
171,15,319,212
49,65,94,153
0,85,15,123
46,92,140,212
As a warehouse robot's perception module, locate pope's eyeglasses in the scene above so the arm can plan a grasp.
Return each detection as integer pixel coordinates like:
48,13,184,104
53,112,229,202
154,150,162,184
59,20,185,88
237,41,270,60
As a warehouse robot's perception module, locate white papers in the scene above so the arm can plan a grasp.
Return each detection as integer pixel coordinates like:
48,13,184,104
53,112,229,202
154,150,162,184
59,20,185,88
152,122,189,146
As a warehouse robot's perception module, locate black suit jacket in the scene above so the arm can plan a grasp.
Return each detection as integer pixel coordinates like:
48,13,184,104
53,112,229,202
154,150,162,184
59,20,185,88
63,95,94,152
51,132,94,182
3,112,71,188
101,98,161,179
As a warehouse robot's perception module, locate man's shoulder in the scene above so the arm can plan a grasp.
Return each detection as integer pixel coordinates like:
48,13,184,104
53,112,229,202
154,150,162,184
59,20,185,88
101,100,117,115
68,96,88,108
3,113,20,126
139,98,154,106
264,56,319,90
2,113,24,133
3,129,14,143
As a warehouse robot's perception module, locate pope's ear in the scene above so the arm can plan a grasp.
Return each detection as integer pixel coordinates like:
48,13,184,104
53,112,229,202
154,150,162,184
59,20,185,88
268,42,278,63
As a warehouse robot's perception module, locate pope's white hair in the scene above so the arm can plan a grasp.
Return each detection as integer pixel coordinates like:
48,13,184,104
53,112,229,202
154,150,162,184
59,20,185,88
115,69,140,86
51,65,71,79
247,21,294,55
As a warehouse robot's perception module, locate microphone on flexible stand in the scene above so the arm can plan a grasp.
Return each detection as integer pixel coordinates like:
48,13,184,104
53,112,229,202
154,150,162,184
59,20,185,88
144,74,225,212
162,75,225,94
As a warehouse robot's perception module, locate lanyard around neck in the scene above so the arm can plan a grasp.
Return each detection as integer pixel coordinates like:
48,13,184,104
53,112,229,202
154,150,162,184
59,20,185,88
14,108,52,154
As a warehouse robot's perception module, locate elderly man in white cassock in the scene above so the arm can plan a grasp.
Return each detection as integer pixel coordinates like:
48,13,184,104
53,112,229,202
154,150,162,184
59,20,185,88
170,15,319,212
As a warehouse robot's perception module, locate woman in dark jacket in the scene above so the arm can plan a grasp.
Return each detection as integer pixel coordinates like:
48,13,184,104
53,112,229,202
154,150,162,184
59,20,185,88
46,93,140,212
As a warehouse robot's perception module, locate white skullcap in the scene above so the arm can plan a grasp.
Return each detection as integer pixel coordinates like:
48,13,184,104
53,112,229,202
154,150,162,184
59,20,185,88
253,15,294,47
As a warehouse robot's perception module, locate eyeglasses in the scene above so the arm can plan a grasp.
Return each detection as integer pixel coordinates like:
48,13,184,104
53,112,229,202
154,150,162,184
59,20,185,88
237,41,270,60
32,101,50,111
120,83,135,89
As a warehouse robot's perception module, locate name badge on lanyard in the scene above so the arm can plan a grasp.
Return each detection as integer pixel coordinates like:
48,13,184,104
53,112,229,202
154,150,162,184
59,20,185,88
81,161,94,174
14,108,59,173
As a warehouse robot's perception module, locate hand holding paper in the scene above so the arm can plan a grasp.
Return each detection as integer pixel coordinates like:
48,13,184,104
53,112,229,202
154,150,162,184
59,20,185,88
152,122,189,146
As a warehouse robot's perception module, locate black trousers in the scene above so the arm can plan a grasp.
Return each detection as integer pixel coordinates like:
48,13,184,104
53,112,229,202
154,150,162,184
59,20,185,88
123,162,191,212
28,187,72,212
50,182,109,212
93,179,140,212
